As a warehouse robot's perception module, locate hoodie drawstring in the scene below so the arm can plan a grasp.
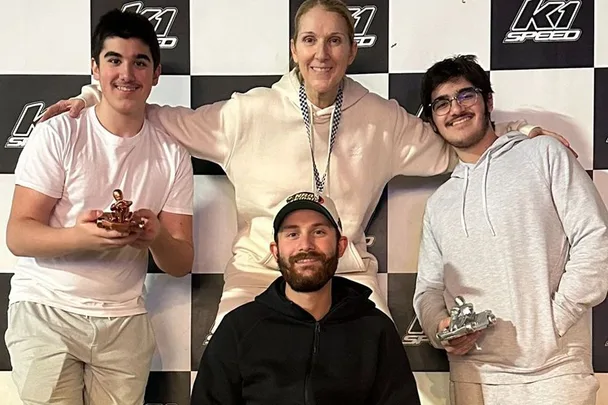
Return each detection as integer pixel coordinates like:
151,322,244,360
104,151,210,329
461,166,470,237
456,133,527,237
482,154,496,236
460,158,496,237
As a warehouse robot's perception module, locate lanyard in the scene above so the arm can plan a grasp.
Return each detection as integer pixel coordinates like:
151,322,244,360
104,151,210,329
298,82,344,195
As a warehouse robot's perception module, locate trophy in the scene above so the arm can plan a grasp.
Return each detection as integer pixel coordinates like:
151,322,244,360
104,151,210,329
437,296,496,342
96,189,145,232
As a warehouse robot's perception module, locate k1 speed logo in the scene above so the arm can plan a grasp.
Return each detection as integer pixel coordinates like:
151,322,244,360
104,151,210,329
503,0,582,43
122,1,179,49
348,5,377,48
5,101,45,149
401,316,430,346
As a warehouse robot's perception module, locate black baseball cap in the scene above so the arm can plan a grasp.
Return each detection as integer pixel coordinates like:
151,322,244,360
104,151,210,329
273,192,343,236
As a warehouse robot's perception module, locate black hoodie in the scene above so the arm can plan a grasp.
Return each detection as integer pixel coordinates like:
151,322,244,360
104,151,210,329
191,276,421,405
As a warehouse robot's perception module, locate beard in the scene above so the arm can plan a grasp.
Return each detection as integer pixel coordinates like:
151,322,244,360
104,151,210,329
277,248,339,293
442,110,491,150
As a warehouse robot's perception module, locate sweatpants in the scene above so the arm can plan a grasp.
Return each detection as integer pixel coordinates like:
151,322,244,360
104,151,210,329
450,374,599,405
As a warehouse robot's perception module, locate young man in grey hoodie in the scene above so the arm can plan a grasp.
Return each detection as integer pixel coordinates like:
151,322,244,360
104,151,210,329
413,54,608,405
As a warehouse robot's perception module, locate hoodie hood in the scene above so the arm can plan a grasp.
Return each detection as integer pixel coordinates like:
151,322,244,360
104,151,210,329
271,69,371,193
256,275,376,323
451,132,528,179
451,131,528,237
272,69,370,122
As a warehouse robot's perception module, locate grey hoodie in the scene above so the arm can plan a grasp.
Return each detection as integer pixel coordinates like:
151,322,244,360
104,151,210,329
414,132,608,384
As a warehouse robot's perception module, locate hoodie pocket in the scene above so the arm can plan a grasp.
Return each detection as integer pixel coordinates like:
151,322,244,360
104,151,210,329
552,299,575,338
335,241,367,274
260,251,278,269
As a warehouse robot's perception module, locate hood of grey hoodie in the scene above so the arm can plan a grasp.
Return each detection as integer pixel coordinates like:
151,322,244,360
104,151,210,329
451,132,528,237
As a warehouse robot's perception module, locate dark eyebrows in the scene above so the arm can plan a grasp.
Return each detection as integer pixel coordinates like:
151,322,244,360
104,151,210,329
279,222,331,232
299,31,346,38
102,51,151,62
103,51,122,59
432,87,475,103
135,53,151,62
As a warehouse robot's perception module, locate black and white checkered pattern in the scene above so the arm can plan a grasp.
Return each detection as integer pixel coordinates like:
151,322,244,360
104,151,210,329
298,81,344,194
1,1,607,404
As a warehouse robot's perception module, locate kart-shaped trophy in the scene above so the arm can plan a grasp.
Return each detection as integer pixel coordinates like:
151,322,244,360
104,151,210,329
437,296,497,342
96,189,145,233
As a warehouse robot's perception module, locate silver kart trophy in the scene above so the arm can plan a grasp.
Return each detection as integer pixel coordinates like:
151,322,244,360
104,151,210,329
437,296,497,342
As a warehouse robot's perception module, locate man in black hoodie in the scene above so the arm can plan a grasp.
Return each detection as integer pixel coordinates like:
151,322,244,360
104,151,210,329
191,191,421,405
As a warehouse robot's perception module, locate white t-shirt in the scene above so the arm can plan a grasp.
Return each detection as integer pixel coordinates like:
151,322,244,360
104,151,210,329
9,106,194,317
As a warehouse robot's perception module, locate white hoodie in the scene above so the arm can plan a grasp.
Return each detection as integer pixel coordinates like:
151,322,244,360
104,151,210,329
79,70,531,314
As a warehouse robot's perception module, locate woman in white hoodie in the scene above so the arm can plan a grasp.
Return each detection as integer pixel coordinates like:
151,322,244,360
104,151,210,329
41,0,563,329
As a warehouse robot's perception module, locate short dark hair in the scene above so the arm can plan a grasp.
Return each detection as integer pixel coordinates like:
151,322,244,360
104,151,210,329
91,9,161,69
420,54,493,125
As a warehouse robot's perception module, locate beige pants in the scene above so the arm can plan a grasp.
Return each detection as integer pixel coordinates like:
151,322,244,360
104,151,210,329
450,374,599,405
5,301,156,405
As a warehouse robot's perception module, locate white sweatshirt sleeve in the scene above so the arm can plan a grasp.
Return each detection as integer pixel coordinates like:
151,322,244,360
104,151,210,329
75,84,237,168
413,208,450,349
534,137,608,336
389,100,455,177
390,103,538,177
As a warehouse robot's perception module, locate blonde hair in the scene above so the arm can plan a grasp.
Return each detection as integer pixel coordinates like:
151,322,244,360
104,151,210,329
291,0,355,83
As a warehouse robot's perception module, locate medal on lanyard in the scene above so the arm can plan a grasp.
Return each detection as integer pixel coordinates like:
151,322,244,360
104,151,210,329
298,82,344,195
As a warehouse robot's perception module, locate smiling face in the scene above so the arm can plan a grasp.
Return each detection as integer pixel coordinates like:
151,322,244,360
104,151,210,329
290,5,357,106
430,76,493,149
271,209,347,293
92,36,160,117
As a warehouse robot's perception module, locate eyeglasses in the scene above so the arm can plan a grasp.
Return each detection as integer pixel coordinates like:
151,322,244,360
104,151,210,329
429,87,482,116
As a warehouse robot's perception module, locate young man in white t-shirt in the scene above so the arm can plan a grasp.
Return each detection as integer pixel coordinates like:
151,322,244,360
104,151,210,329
4,9,194,405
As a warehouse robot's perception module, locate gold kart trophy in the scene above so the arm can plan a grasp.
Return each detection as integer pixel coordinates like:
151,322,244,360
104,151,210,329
96,189,145,232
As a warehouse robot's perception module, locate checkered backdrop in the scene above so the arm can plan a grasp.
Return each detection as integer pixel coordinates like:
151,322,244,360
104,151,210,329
0,0,607,404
